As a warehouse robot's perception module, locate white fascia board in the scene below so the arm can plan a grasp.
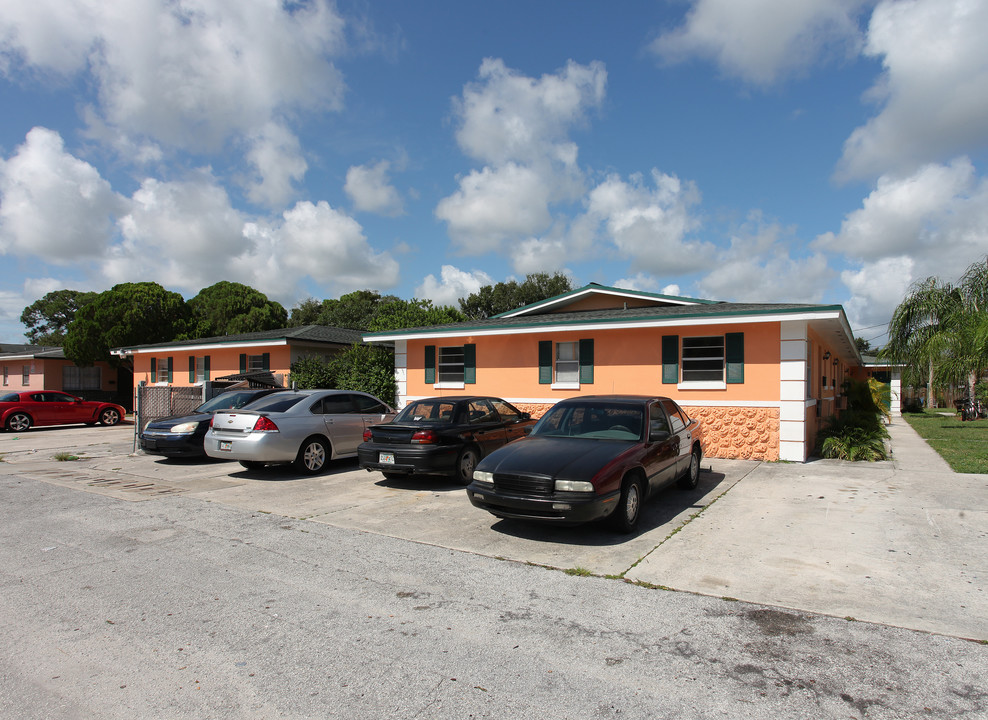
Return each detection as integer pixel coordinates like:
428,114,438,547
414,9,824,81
112,338,289,356
364,309,845,343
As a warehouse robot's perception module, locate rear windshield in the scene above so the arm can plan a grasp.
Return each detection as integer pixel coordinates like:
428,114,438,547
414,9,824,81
394,400,459,424
197,391,273,413
237,393,307,413
532,402,644,441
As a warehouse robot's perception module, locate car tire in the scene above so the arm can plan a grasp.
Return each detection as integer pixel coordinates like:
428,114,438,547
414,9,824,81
295,437,330,475
454,445,480,486
240,461,266,470
6,412,31,432
99,407,121,426
678,447,701,490
610,475,644,533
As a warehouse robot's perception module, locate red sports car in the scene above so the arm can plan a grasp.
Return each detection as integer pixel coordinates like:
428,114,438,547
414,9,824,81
0,391,126,432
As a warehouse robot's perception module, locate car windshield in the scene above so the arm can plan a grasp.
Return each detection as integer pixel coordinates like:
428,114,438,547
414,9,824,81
532,402,644,441
236,393,307,413
394,400,459,424
196,391,271,413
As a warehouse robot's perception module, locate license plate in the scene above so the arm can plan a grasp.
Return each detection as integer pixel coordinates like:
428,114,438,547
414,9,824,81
219,440,233,452
379,452,395,464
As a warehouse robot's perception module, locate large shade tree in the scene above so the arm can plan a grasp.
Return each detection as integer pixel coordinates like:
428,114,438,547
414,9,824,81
63,282,192,366
882,257,988,405
20,289,98,345
459,272,573,320
185,281,287,339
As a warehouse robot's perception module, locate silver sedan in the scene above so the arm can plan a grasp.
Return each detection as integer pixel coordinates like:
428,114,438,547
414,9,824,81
204,390,395,474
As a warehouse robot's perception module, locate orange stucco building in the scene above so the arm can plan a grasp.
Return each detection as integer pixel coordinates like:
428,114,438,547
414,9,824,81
365,284,872,463
111,325,365,399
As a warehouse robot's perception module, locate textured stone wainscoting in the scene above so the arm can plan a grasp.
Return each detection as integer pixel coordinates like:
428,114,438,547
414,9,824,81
684,406,780,461
512,403,781,462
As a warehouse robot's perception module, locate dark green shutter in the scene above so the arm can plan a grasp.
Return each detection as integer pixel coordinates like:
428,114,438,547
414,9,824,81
239,354,247,374
726,333,744,384
579,339,594,384
424,345,436,384
538,341,552,384
464,344,476,384
166,357,174,383
262,353,270,371
189,356,196,383
204,355,210,382
150,357,157,383
661,335,679,384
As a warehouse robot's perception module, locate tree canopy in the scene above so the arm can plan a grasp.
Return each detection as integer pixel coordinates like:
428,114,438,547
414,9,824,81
289,290,464,331
19,289,97,345
63,282,192,366
881,257,988,404
458,272,572,319
185,281,287,338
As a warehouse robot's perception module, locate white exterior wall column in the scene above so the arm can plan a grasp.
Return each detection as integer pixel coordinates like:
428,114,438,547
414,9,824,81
779,320,809,462
392,339,408,410
891,369,902,416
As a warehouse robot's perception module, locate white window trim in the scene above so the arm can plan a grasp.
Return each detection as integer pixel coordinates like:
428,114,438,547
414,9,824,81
550,381,580,390
677,380,727,391
434,381,465,390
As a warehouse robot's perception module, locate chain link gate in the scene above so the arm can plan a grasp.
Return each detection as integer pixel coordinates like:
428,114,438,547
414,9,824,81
133,383,206,452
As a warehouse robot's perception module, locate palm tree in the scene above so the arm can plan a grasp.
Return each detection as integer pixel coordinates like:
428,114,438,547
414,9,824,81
882,257,988,407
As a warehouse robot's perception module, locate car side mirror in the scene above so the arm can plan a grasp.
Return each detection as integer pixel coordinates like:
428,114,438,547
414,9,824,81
522,425,534,435
520,412,531,420
649,429,670,442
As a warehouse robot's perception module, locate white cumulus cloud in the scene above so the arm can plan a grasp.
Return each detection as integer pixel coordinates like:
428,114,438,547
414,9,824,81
581,170,711,276
416,265,494,308
345,160,404,216
838,0,988,179
0,127,127,262
817,158,988,273
650,0,866,85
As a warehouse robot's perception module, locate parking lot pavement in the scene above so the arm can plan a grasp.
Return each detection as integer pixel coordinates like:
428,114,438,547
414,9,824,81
2,419,985,641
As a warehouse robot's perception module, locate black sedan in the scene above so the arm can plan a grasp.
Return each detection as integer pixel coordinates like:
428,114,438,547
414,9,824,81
358,396,536,484
139,388,284,457
466,395,702,532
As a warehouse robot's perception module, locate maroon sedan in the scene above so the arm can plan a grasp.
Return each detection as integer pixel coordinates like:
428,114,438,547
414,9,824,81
0,391,126,432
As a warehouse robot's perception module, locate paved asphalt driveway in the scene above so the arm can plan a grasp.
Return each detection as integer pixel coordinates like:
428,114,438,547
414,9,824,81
1,417,984,641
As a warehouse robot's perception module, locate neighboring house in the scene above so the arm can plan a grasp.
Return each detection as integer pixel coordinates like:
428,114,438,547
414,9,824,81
363,283,865,463
0,344,126,406
111,326,367,396
852,355,903,416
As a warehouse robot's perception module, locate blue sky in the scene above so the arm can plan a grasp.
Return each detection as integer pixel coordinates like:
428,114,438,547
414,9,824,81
1,0,987,346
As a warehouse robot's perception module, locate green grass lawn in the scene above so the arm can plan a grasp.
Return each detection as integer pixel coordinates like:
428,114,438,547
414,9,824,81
902,410,988,473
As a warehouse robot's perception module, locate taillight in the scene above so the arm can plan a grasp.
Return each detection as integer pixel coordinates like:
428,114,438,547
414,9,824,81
252,416,279,432
363,428,373,442
410,429,438,444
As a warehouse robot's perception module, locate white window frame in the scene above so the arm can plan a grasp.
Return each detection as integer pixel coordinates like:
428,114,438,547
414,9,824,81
552,341,580,390
679,335,726,390
194,356,207,384
435,346,465,389
21,365,30,386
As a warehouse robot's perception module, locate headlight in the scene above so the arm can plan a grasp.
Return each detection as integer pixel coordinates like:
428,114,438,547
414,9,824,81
472,470,494,485
554,479,594,493
169,421,199,434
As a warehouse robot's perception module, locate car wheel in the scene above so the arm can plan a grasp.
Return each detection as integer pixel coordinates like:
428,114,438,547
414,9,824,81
240,461,266,470
295,437,330,475
610,475,644,533
6,412,31,432
454,446,480,485
678,447,701,490
99,407,121,426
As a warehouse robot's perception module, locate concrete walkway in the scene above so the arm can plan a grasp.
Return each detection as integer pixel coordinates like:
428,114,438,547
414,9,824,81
628,418,988,640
